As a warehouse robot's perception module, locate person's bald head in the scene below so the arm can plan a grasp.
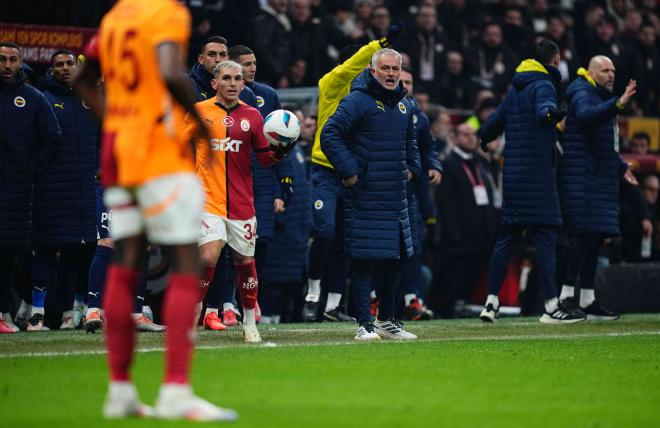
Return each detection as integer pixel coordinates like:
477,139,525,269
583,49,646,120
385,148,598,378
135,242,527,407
588,55,615,91
455,123,478,152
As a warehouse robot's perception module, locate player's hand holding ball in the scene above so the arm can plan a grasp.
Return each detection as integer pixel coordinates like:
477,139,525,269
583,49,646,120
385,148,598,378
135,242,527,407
264,109,300,160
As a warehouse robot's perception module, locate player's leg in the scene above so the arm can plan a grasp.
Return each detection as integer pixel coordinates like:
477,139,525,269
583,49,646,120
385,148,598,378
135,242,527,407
141,172,236,421
559,233,597,315
305,166,341,321
101,185,151,418
27,245,57,331
133,250,165,332
87,186,113,332
202,246,229,327
534,227,584,324
198,215,228,331
227,216,260,342
351,258,380,341
576,235,618,320
322,194,353,321
0,248,19,333
480,225,523,322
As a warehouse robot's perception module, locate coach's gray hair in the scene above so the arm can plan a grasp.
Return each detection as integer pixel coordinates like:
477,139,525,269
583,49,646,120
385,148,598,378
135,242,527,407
212,60,243,77
371,48,402,68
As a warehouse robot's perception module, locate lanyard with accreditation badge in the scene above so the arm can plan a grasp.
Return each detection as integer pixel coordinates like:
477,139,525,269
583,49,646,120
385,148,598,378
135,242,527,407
461,161,489,206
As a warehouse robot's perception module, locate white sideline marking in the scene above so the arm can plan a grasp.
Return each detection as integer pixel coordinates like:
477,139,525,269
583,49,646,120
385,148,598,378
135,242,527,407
2,330,660,359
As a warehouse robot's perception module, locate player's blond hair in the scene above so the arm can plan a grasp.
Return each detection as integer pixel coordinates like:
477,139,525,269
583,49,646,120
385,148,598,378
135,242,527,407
212,60,243,77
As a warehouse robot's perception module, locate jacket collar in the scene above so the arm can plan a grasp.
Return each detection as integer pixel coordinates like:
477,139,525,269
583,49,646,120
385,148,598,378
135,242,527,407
577,67,596,87
453,146,474,160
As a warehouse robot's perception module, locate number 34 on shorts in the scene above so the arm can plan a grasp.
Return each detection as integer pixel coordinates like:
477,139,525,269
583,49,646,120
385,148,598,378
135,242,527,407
199,214,257,257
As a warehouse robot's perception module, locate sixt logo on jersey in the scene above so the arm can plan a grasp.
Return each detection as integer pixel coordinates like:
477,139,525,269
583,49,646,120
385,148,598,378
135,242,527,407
210,138,243,152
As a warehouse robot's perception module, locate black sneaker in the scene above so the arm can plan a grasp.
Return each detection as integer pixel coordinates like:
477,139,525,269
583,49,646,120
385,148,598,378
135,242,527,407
323,306,356,322
539,308,585,324
479,303,499,323
581,301,620,321
558,297,585,317
403,298,432,321
27,313,45,331
302,300,319,322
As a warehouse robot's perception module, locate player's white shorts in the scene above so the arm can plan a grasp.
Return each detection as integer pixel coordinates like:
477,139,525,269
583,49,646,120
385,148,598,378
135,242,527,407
103,172,204,245
199,213,257,257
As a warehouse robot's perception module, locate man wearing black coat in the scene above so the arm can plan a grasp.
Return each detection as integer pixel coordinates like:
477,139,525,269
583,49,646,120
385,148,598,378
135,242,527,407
436,124,496,318
0,43,61,332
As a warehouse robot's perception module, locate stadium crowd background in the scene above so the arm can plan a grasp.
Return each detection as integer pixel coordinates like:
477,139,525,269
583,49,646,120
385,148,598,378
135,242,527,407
1,0,660,329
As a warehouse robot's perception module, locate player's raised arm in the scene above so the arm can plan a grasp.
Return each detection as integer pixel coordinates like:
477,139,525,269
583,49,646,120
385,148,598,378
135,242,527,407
157,41,210,141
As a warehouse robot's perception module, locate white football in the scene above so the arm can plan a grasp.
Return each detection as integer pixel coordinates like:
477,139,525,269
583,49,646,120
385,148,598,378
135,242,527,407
263,109,300,147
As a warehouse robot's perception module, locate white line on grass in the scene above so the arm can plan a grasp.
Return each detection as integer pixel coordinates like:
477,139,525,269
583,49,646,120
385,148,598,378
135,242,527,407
2,330,660,359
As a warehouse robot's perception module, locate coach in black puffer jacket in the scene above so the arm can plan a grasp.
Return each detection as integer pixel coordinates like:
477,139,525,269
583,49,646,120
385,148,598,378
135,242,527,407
0,57,61,249
556,56,637,319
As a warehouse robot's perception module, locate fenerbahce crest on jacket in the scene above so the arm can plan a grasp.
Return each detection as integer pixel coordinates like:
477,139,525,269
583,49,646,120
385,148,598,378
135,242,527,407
186,99,275,220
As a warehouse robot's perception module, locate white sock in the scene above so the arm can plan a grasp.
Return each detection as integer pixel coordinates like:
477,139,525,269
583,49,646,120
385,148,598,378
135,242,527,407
580,289,595,308
559,285,574,300
18,300,32,318
370,290,377,299
86,307,100,316
306,279,321,302
31,306,45,316
545,297,558,313
204,307,218,317
485,294,499,308
272,314,281,324
131,313,142,320
260,315,272,324
243,308,256,325
223,302,236,312
325,292,342,311
404,293,417,307
62,310,73,320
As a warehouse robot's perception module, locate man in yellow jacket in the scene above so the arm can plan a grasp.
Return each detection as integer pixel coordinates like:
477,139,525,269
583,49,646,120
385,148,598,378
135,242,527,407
302,22,404,322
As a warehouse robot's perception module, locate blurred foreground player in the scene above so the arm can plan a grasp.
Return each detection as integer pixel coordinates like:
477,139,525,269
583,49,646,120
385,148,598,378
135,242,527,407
74,0,236,421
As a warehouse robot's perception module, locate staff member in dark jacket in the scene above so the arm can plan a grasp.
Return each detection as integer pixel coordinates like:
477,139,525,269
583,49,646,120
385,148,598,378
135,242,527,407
478,39,584,324
436,124,497,318
558,56,638,320
0,42,61,331
322,48,421,341
29,50,100,331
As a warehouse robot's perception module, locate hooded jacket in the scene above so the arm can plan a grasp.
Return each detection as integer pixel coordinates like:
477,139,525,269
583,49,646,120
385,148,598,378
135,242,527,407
0,71,62,247
35,75,99,245
559,68,629,236
479,59,562,226
321,69,421,259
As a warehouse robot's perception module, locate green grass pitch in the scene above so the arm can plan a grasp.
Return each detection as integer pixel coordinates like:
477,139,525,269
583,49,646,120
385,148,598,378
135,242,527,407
1,315,660,427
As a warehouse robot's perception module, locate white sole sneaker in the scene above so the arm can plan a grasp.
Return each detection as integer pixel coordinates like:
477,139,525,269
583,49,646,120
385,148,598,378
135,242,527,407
372,319,417,340
103,382,152,419
354,332,381,341
539,313,585,324
243,324,262,343
154,384,238,422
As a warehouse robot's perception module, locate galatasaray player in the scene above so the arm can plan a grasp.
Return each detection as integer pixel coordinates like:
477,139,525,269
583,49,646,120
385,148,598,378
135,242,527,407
74,0,236,421
189,61,292,343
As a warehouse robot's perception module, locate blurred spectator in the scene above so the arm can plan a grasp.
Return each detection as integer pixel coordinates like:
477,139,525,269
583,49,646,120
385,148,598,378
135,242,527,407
582,14,634,96
531,0,550,34
619,9,642,48
503,6,533,57
353,5,391,44
605,0,632,30
632,22,660,116
290,0,335,86
414,91,431,113
396,4,450,95
464,22,519,99
640,174,660,260
620,180,654,262
438,0,474,47
187,14,212,67
436,50,473,109
347,0,375,40
253,0,293,87
629,132,651,155
465,94,498,131
545,14,580,84
434,124,496,317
